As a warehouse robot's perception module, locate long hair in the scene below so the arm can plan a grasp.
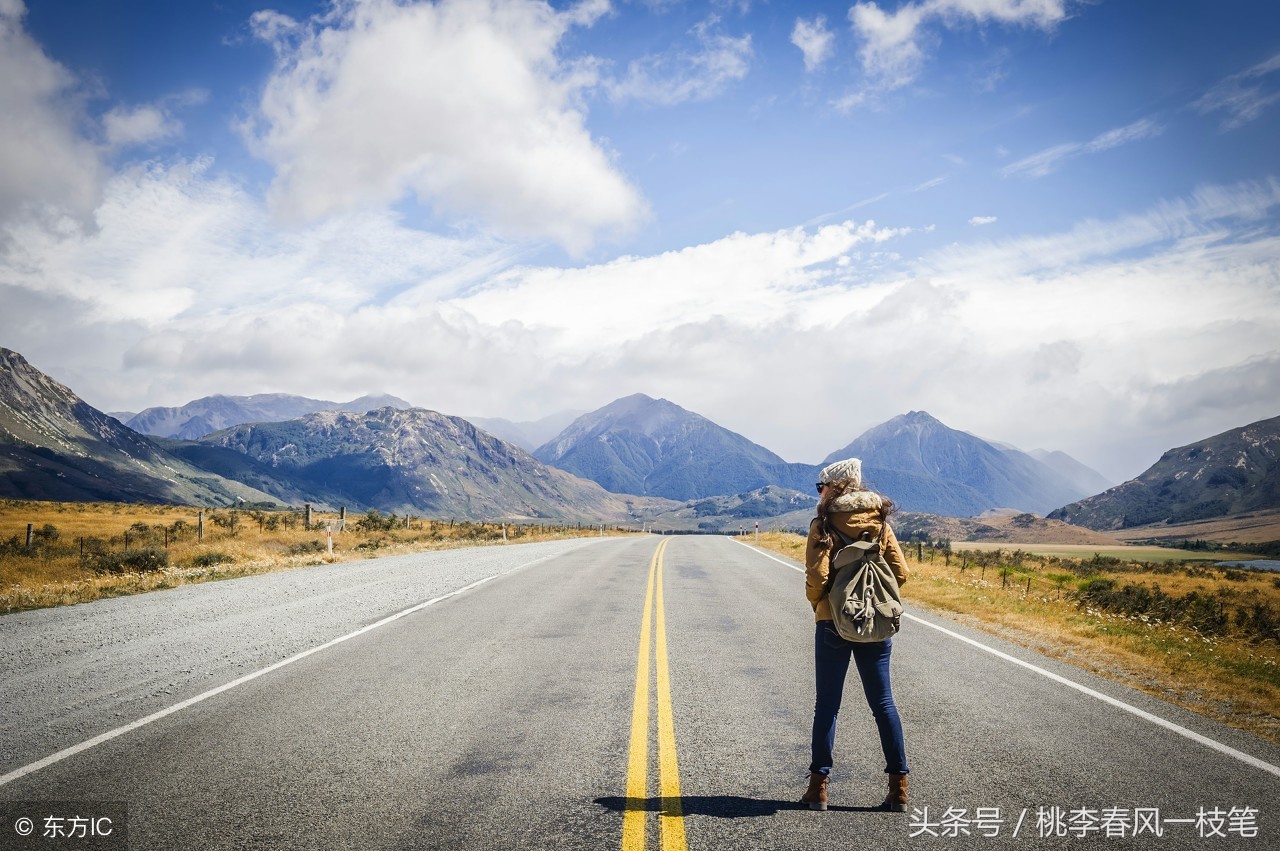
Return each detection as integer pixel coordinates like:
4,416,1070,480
813,477,895,552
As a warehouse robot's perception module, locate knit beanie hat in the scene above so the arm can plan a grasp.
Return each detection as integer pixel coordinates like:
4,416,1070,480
819,457,862,488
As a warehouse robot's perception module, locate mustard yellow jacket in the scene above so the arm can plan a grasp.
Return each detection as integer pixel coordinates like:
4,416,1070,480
805,489,910,622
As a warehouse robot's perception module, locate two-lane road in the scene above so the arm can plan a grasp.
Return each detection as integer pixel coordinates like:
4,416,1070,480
2,536,1278,849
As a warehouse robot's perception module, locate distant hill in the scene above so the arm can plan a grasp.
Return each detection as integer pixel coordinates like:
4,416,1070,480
0,348,280,506
892,510,1123,545
824,411,1090,516
464,410,585,452
1048,415,1280,530
1028,448,1112,496
634,485,816,533
127,393,414,440
533,394,817,501
199,407,672,522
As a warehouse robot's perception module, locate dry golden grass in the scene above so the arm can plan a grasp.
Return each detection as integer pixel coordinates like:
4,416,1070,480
0,499,626,613
751,532,1280,745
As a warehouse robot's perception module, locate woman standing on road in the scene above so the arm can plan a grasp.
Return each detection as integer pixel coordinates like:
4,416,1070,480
800,457,911,813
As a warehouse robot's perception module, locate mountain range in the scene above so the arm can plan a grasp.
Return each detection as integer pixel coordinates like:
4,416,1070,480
1049,415,1280,530
125,393,414,440
9,345,1272,535
0,349,279,506
193,407,663,522
0,348,671,522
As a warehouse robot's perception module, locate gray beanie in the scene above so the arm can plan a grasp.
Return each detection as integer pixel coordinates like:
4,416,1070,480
819,457,862,487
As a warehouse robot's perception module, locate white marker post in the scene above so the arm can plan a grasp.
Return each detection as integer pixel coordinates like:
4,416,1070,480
755,521,759,542
326,523,333,557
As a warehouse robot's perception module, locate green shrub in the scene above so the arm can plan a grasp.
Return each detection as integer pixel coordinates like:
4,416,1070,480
354,509,400,532
287,540,325,556
190,551,235,568
91,547,169,574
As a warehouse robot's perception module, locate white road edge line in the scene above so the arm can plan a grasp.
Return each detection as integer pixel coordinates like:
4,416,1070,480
731,538,1280,780
0,548,574,788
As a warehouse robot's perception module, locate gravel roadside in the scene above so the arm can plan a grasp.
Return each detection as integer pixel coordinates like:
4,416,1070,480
0,536,611,777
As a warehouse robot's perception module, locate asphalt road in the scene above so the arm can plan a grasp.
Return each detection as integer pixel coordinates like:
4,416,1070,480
2,535,1278,850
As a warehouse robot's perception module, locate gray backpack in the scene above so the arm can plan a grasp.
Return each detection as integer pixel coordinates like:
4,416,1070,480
826,525,904,643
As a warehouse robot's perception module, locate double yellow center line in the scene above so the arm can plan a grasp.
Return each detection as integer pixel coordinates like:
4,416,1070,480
622,538,687,851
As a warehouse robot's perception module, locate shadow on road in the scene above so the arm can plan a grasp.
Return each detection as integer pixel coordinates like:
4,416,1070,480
593,795,887,817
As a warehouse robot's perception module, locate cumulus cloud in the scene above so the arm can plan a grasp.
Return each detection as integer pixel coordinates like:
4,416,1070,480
1001,117,1163,178
968,215,996,225
102,90,207,148
607,16,752,105
0,157,512,330
451,219,911,351
0,0,103,221
103,105,182,147
849,0,1068,91
1195,51,1280,131
791,16,834,72
242,0,645,253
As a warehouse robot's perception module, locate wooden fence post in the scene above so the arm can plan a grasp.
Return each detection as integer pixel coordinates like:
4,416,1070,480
198,511,204,542
305,503,313,531
26,523,33,547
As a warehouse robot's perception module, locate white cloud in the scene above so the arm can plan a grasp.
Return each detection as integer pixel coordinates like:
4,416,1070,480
849,0,1067,91
968,215,996,225
103,105,182,147
1002,117,1163,178
1195,51,1280,131
913,176,946,192
0,0,103,221
451,219,910,351
242,0,644,253
791,16,834,72
607,16,752,105
832,90,869,112
0,158,512,328
1084,116,1162,152
4,145,1276,482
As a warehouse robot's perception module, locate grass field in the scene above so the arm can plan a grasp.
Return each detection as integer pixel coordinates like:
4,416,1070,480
0,499,620,613
948,542,1266,563
753,532,1280,745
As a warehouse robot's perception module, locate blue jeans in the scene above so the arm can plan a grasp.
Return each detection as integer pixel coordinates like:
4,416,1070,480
810,620,909,776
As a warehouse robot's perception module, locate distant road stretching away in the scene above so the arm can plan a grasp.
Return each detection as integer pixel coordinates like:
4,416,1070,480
2,536,1278,849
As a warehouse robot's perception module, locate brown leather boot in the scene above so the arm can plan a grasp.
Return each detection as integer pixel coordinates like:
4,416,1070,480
800,772,829,811
881,772,908,812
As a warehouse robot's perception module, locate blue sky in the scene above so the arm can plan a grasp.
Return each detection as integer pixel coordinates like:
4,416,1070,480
2,0,1279,483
